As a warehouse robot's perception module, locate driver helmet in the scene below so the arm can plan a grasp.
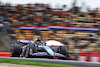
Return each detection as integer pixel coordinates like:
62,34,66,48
34,36,42,44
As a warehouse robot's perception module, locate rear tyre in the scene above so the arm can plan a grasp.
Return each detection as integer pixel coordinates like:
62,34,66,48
25,44,36,58
57,46,70,60
11,44,21,57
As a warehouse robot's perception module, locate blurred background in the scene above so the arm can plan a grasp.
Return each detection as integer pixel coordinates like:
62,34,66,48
0,0,100,54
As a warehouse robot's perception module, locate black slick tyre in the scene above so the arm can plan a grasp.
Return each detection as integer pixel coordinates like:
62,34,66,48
11,44,21,57
25,44,36,58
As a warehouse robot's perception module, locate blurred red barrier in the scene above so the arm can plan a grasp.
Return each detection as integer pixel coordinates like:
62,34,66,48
54,56,58,60
78,52,87,62
0,52,11,57
86,53,91,61
90,52,100,63
70,55,75,60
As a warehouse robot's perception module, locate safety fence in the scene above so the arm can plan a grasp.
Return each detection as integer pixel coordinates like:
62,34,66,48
0,52,100,63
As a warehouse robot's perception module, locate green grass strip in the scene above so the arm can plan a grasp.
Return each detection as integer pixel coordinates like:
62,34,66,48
0,59,81,67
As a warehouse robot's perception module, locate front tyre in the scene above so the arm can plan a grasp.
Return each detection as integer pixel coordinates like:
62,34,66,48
57,46,70,60
25,44,36,58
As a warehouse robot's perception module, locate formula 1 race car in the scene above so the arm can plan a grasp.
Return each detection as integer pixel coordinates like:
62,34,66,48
11,37,70,60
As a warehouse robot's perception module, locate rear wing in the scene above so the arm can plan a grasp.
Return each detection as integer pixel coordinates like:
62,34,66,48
17,40,34,44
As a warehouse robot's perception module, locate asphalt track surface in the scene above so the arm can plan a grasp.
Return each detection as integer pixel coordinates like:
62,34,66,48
0,57,100,67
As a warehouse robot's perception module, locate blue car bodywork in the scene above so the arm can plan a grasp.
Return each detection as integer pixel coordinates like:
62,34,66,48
19,40,66,59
